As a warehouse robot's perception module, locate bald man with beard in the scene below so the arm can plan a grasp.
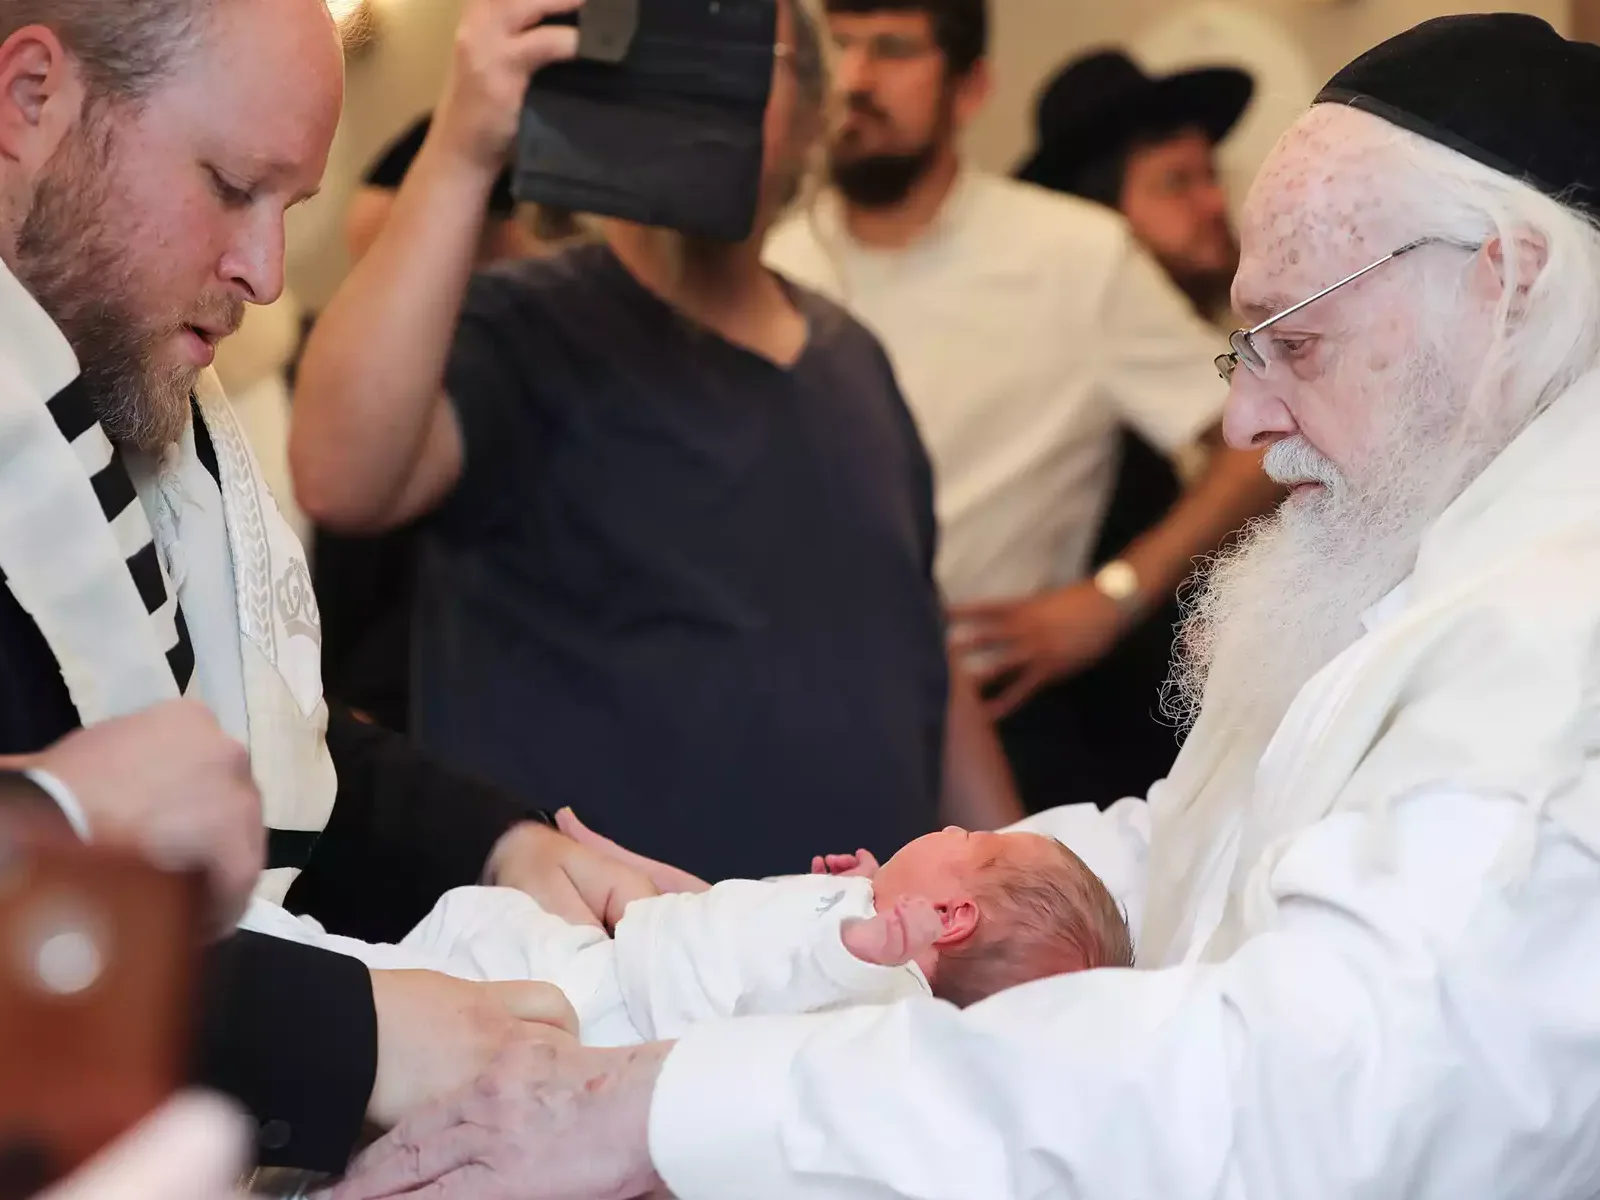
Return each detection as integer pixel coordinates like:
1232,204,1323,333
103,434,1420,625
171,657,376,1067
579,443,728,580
332,16,1600,1200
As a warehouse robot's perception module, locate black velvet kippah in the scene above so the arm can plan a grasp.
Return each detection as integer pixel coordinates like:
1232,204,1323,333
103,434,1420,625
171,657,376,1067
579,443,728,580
1315,14,1600,214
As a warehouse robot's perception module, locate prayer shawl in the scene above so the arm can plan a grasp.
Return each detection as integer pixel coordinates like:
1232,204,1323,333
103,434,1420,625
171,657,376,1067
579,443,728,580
0,364,335,904
1140,368,1600,966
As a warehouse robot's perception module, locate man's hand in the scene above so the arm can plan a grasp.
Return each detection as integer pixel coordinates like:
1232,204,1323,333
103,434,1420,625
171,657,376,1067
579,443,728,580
811,849,881,879
23,701,264,932
841,897,943,967
485,820,663,931
434,0,586,175
367,971,579,1128
555,808,713,895
950,582,1134,719
335,1037,671,1200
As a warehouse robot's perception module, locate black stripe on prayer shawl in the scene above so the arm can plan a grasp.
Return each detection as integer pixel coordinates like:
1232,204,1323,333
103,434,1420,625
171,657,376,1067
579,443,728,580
167,606,195,690
41,378,196,695
90,446,138,517
125,542,168,614
44,380,97,444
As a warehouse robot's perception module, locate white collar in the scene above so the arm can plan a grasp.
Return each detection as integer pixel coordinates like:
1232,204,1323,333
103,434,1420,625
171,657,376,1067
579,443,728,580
1359,580,1413,635
815,168,981,258
0,256,79,401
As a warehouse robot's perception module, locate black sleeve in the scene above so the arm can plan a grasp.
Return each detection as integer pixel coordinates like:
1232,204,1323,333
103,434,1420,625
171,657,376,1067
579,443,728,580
283,709,549,943
193,931,375,1173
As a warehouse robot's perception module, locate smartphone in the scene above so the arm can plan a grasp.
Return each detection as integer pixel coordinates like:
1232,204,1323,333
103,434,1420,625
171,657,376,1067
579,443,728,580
0,834,202,1200
513,0,777,242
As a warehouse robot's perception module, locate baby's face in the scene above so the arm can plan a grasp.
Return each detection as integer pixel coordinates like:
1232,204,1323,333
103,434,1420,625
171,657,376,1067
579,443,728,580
873,827,1054,907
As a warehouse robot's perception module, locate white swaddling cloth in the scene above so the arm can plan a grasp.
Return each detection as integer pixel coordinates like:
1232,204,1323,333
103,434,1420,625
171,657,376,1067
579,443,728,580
241,874,929,1046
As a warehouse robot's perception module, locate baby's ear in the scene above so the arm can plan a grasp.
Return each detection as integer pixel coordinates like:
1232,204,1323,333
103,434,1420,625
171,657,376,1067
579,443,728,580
934,898,980,948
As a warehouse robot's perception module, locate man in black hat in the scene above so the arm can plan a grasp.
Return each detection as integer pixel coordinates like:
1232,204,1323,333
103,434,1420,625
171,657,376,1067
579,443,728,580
1019,50,1252,325
765,1,1279,814
333,16,1600,1198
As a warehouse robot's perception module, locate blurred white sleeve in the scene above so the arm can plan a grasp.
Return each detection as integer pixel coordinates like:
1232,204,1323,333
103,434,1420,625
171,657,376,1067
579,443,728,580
22,768,91,841
1097,240,1228,456
40,1094,249,1200
613,876,928,1041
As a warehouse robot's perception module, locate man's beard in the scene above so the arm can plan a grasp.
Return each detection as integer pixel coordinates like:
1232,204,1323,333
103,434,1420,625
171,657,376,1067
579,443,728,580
1164,342,1519,747
12,128,232,451
829,91,948,210
832,143,941,209
1162,252,1240,326
1157,225,1241,325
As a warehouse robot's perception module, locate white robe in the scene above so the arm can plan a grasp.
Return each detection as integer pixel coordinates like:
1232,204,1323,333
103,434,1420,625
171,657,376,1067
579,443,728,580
648,370,1600,1199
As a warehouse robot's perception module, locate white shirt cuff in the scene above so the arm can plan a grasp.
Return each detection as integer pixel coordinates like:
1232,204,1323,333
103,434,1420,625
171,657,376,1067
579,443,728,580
23,767,91,841
649,1013,832,1200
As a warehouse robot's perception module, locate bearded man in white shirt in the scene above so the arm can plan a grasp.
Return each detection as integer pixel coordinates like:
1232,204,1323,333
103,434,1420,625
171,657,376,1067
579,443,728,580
330,15,1600,1200
763,0,1280,810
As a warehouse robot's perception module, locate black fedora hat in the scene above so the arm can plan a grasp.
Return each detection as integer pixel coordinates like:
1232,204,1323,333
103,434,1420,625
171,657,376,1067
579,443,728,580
1017,50,1253,190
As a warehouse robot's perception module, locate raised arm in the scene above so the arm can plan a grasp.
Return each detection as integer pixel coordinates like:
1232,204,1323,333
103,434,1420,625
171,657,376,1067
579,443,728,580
289,0,580,532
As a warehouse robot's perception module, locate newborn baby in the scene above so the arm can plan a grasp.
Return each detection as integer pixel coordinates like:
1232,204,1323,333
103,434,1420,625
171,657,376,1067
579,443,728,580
243,827,1132,1046
811,826,1133,1007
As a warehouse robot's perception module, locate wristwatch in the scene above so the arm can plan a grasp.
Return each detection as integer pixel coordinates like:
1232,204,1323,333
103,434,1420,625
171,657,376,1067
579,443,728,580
1092,559,1145,618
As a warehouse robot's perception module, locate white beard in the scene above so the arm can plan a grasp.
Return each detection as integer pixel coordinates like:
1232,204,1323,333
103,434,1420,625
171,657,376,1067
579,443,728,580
1164,467,1427,747
1166,344,1514,750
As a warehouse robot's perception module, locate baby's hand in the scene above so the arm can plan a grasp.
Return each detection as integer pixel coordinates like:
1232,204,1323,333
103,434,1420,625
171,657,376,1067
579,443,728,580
840,896,942,967
810,849,881,879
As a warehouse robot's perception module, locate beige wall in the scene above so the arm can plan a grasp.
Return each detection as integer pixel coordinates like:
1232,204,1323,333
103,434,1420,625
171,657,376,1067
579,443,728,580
286,0,1570,308
288,0,467,308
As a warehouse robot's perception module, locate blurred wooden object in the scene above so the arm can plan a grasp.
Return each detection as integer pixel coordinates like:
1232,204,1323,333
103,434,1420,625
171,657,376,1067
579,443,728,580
0,835,202,1200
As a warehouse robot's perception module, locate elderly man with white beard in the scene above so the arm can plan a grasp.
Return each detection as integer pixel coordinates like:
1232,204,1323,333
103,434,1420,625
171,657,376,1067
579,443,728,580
329,15,1600,1200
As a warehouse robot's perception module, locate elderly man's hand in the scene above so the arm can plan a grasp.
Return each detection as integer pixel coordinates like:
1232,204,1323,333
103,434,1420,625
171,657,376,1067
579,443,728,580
21,701,263,933
554,808,713,894
950,582,1134,719
335,1036,672,1200
367,971,579,1128
485,820,665,931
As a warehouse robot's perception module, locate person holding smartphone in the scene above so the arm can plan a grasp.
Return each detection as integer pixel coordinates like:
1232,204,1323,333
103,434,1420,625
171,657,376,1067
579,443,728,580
292,0,1018,884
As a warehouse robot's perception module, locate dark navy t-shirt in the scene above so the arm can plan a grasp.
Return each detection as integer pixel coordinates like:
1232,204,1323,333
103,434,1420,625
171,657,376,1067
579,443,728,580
415,243,948,881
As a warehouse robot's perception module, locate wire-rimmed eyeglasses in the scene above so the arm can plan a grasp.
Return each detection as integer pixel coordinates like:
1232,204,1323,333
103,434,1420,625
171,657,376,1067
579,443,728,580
1215,237,1477,383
